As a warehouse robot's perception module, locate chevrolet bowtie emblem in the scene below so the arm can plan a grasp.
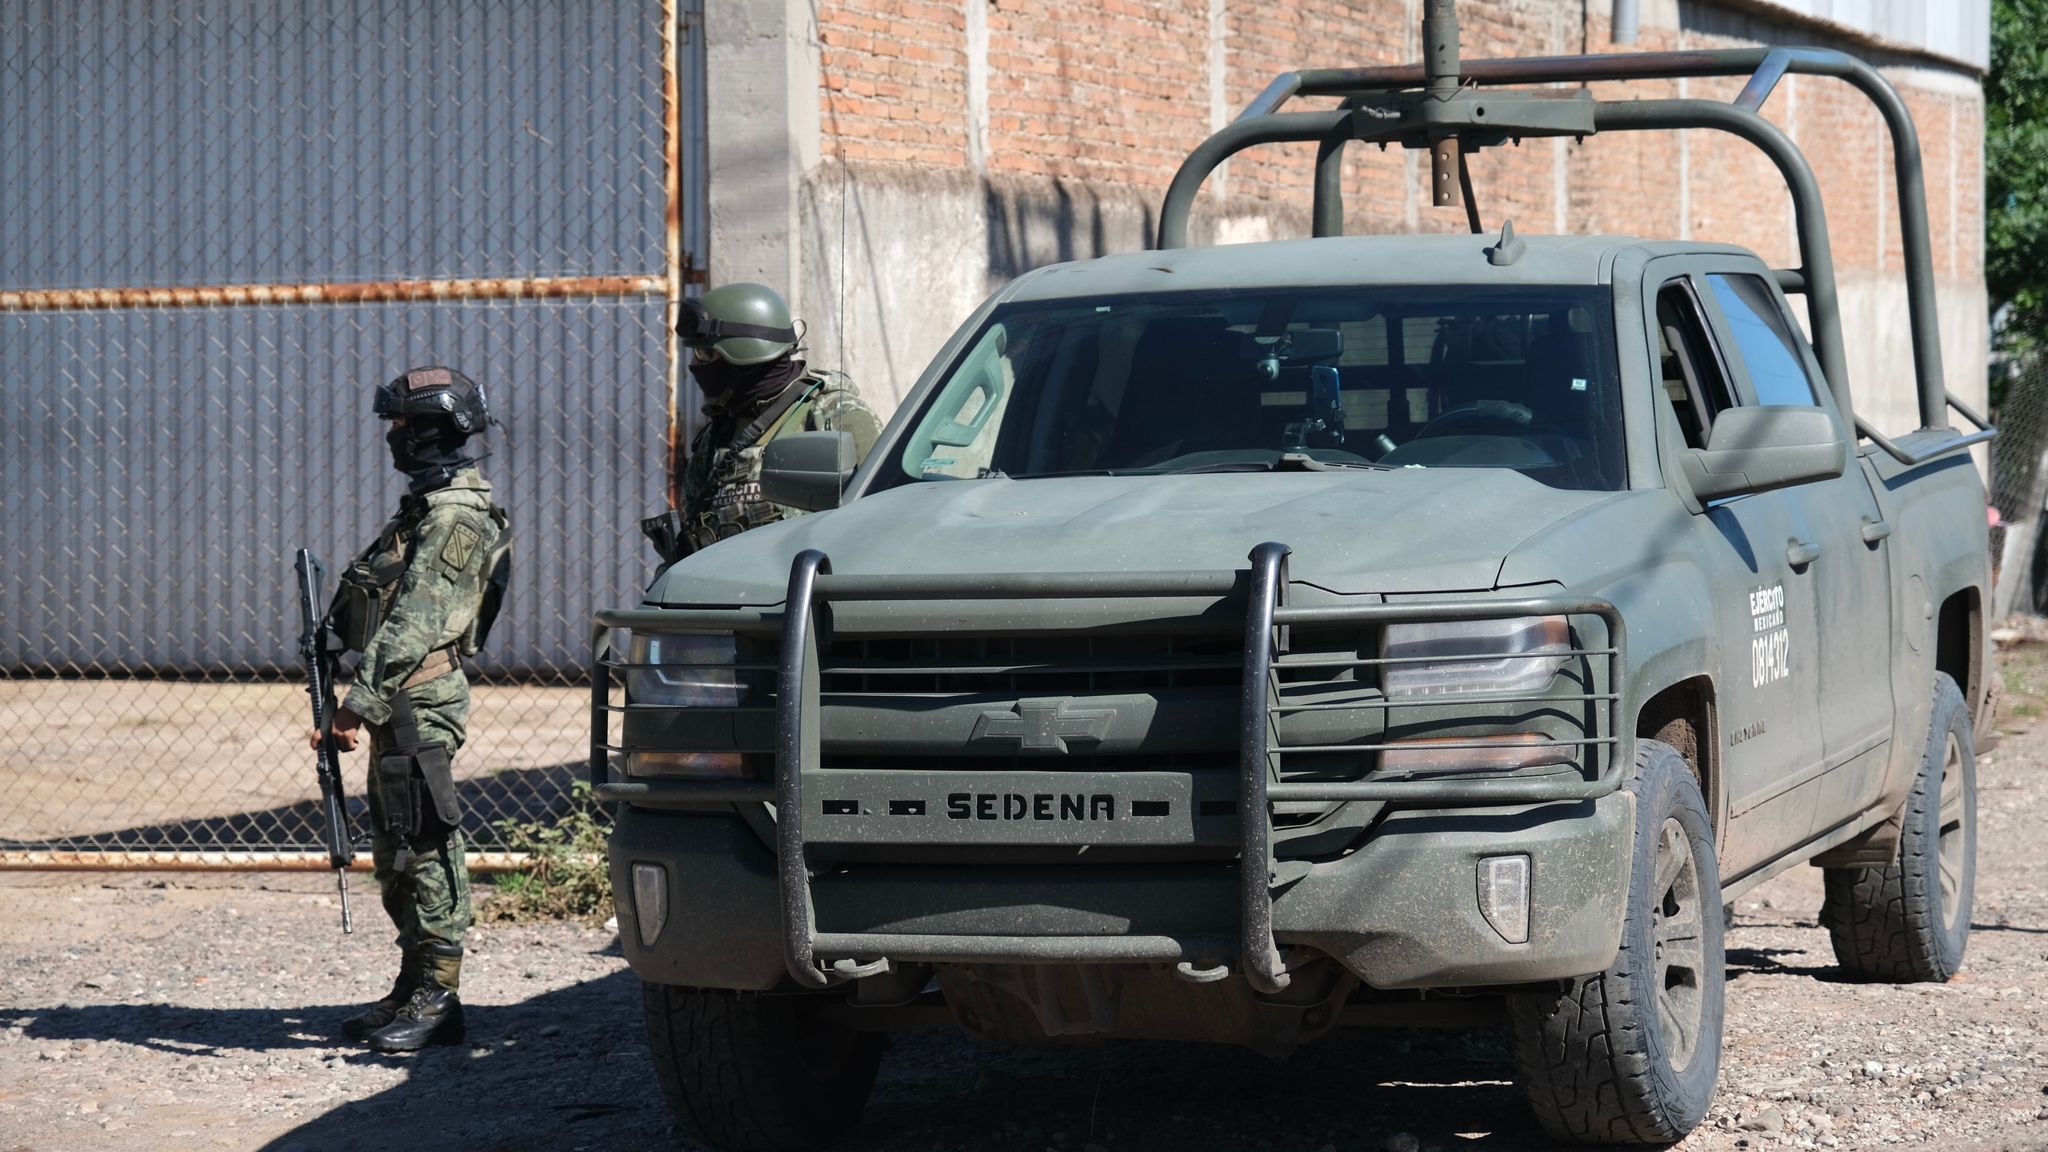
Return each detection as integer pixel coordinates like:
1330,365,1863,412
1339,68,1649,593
970,698,1115,753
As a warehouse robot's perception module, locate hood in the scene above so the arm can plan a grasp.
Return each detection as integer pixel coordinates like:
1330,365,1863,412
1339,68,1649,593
649,470,1617,606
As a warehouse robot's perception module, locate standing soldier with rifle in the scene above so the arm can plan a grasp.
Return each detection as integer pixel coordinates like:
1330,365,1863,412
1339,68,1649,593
304,365,510,1053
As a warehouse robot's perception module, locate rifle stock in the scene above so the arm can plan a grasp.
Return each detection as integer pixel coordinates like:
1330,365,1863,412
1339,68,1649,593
295,548,355,933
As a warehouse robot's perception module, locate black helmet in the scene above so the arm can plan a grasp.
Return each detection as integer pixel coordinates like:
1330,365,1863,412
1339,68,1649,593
373,366,493,434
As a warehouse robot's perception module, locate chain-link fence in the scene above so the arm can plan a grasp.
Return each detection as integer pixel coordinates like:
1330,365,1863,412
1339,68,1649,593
1990,349,2048,618
1,1,705,867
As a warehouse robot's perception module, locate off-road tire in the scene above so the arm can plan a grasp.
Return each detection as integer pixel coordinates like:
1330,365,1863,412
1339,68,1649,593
642,982,884,1151
1508,739,1725,1144
1819,671,1976,983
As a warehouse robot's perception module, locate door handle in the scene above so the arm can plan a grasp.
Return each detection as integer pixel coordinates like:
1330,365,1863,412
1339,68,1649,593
1786,538,1821,569
1860,518,1892,544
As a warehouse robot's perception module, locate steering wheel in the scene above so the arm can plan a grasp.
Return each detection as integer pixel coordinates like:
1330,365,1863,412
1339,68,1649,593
1412,398,1536,439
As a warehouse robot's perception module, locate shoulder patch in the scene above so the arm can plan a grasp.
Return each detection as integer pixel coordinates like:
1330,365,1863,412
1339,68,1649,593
438,521,483,575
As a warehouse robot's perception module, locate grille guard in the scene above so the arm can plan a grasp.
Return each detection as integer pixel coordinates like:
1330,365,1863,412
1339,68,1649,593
592,542,1628,993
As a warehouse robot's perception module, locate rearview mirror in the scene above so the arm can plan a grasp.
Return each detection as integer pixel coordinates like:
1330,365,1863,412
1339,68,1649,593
761,431,857,512
1680,406,1844,503
1245,328,1343,365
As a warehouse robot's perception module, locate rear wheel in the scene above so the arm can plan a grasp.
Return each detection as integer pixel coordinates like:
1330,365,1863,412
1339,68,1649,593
1509,739,1725,1144
1820,671,1976,982
642,982,884,1151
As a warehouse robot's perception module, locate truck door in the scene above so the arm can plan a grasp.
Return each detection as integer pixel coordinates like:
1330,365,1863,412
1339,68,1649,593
1647,268,1826,877
1697,266,1895,828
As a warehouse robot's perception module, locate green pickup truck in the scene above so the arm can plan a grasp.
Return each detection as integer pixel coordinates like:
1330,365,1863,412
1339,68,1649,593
595,7,1995,1147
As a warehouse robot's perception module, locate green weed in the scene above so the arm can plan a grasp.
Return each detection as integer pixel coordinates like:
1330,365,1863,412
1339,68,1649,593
478,780,611,924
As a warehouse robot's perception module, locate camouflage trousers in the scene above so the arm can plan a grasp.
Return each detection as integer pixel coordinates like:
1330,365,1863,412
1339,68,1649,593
364,670,472,953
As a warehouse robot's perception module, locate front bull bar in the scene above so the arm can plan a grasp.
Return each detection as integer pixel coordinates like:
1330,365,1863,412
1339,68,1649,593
595,542,1629,994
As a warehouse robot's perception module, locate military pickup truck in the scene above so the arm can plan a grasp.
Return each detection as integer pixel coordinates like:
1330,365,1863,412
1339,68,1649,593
595,6,1996,1147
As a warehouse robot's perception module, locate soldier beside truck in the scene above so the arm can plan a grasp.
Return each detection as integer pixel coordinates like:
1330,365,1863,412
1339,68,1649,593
302,367,511,1054
594,5,1997,1145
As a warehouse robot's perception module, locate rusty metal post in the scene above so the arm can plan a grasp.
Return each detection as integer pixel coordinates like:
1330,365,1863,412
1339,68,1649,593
0,850,541,872
662,0,689,511
1423,0,1462,209
0,275,666,312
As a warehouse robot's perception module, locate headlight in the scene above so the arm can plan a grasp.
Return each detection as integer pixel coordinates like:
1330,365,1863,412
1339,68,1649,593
623,631,750,779
626,631,741,707
1380,615,1570,697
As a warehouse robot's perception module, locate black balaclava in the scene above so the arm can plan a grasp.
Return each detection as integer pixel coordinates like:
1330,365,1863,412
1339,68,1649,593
386,418,477,494
692,355,806,417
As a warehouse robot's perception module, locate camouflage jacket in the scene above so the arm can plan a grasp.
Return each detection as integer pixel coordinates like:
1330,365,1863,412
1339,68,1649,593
341,468,503,727
679,367,881,554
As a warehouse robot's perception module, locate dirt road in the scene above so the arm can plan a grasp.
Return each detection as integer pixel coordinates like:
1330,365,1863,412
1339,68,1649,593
6,653,2048,1151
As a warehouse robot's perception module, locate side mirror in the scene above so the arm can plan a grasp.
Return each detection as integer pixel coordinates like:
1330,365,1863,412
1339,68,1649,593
761,431,857,512
1680,406,1845,503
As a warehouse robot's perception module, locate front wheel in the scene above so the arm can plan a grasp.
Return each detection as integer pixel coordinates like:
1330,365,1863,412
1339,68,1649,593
1819,671,1976,982
642,982,884,1151
1509,739,1725,1144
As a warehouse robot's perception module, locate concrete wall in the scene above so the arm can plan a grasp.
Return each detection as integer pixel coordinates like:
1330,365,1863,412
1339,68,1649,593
709,0,1989,438
1740,0,1989,70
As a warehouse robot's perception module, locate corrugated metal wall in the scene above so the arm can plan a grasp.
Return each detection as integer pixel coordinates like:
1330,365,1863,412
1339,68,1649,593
0,301,669,674
1,0,690,675
0,0,665,287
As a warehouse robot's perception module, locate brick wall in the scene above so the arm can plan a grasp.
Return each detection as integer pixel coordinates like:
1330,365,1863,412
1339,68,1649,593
808,0,1983,284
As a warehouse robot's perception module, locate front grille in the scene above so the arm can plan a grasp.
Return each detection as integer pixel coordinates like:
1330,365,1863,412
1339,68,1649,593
824,751,1233,774
821,633,1241,696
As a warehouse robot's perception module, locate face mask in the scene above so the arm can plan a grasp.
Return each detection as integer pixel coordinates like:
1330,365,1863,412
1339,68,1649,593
385,424,414,472
691,355,806,413
688,356,747,399
384,421,476,493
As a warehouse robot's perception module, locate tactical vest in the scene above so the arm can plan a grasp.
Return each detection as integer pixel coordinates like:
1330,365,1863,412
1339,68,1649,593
331,489,512,659
684,371,846,553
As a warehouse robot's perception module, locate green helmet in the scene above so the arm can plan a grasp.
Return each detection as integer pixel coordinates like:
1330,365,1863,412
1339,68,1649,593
677,282,798,366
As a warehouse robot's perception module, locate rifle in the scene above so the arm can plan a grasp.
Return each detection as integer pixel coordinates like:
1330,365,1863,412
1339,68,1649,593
295,548,355,933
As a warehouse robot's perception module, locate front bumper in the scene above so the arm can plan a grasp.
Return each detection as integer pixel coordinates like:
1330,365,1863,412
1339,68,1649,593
610,788,1634,991
599,541,1631,994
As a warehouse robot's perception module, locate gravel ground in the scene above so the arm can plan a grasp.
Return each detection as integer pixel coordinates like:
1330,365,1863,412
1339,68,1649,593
6,653,2048,1152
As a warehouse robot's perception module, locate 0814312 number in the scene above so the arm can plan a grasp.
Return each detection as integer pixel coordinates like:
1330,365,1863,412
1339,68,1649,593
1752,626,1790,688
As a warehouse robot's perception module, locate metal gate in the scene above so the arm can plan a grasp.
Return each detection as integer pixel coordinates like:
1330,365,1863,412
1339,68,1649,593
0,0,707,868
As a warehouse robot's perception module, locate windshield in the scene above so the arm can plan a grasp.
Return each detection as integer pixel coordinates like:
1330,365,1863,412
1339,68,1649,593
877,285,1625,492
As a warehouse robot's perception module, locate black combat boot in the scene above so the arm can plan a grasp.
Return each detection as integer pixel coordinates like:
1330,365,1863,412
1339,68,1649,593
366,941,466,1053
342,949,421,1040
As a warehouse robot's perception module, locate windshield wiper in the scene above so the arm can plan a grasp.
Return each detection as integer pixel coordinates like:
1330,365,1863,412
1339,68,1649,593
1160,454,1393,475
1162,460,1278,474
1275,451,1390,472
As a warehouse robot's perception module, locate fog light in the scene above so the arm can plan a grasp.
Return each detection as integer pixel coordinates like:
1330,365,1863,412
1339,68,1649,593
1477,854,1530,944
627,750,746,778
1380,734,1571,776
631,862,668,949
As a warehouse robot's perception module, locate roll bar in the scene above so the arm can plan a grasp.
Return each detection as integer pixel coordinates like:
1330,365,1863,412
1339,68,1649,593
1157,13,1990,454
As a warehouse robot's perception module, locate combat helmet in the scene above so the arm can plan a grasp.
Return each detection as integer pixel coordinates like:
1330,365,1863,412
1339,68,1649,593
677,283,799,366
373,366,493,434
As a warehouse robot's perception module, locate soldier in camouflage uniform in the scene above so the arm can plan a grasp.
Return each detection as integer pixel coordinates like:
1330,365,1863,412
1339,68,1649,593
308,366,509,1053
645,283,881,562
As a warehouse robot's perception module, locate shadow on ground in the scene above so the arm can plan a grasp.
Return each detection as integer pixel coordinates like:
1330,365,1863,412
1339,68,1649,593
20,967,677,1152
17,975,1572,1151
0,762,587,855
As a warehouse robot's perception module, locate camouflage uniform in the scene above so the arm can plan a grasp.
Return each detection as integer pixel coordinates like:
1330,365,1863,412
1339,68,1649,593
340,466,502,953
680,367,882,554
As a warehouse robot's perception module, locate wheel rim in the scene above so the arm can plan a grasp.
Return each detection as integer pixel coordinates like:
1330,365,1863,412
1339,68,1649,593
1650,816,1706,1074
1937,731,1968,936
